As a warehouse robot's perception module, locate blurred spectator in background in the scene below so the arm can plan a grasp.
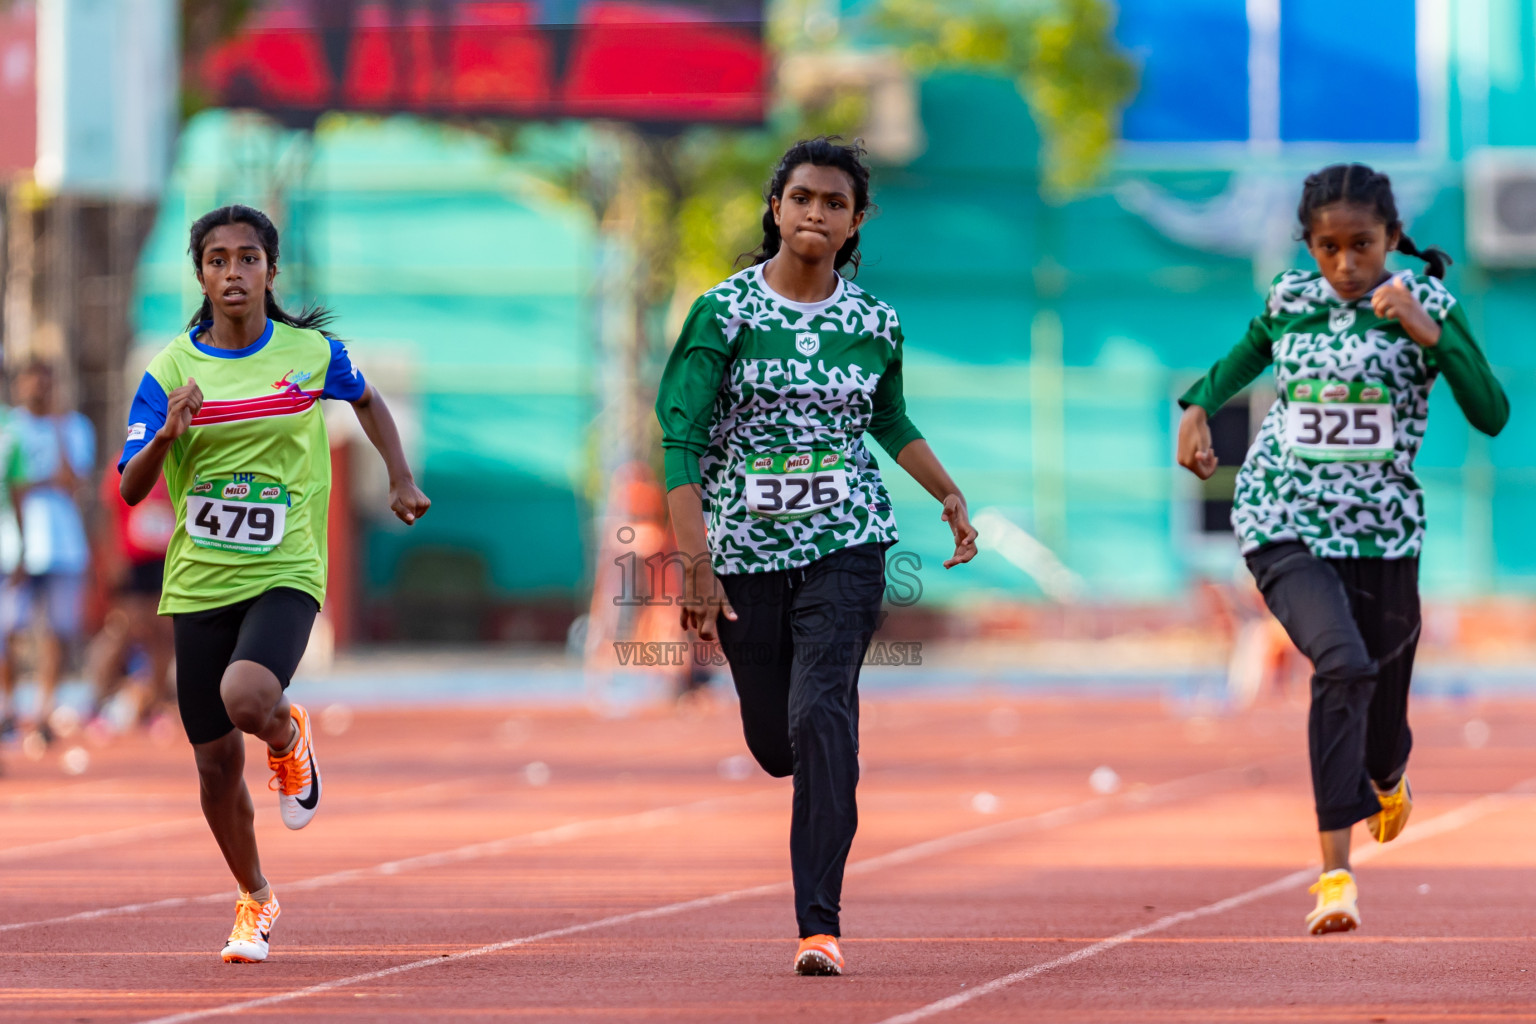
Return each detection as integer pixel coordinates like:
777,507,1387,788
86,467,175,732
0,394,29,741
0,361,94,746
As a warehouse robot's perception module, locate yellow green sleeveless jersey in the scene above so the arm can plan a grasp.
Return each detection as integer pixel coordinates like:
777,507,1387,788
116,319,367,613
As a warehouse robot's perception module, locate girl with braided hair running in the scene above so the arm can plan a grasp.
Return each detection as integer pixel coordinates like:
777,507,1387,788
1177,164,1508,934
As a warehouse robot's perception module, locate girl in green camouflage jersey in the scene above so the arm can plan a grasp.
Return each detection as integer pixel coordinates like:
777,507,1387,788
1177,164,1508,935
656,138,977,976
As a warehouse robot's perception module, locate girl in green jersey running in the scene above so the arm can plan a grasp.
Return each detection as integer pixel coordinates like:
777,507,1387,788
656,138,977,976
1177,165,1508,935
119,205,430,962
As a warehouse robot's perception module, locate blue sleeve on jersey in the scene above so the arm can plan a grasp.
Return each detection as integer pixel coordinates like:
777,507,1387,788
322,337,368,402
117,373,168,474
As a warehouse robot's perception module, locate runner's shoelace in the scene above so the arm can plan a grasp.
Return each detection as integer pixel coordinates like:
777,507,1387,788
228,899,263,942
268,738,310,795
1309,874,1351,903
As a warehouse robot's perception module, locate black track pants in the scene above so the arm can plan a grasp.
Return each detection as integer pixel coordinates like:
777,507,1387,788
1245,541,1420,832
716,542,887,938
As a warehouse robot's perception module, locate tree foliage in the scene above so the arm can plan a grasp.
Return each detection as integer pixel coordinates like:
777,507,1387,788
650,0,1136,310
874,0,1137,194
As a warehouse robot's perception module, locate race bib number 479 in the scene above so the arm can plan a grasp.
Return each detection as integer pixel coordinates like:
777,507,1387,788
1283,380,1396,462
184,479,289,554
743,450,849,522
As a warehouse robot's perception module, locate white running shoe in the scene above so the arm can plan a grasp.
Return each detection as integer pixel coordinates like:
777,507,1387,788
268,703,321,830
221,892,281,963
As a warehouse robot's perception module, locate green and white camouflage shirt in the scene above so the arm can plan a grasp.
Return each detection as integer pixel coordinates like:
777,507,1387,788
0,408,29,574
656,264,923,575
1182,270,1508,559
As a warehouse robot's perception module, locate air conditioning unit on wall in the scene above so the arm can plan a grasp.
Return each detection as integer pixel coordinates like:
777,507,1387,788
1467,148,1536,267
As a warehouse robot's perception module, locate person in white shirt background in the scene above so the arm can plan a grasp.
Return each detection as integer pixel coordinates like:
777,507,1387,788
0,361,94,747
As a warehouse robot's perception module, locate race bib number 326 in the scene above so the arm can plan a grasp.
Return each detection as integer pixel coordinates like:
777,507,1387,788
184,479,289,554
744,450,849,522
1284,380,1396,462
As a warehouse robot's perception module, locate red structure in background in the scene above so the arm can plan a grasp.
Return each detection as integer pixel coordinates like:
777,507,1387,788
197,0,767,126
0,2,36,176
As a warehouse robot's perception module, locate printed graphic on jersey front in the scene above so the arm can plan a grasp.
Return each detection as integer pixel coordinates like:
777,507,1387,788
1231,270,1452,558
694,267,904,573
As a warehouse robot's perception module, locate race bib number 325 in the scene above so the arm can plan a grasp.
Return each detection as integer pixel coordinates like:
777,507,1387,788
1284,380,1396,462
744,450,849,522
184,479,289,554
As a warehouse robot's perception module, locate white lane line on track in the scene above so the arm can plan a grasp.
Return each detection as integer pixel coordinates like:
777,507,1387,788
129,759,1284,1023
0,779,125,809
0,818,207,863
871,779,1536,1024
0,792,775,934
0,778,481,864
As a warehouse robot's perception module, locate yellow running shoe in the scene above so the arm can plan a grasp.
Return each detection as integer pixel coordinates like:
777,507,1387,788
1305,869,1360,935
221,892,281,963
1368,777,1412,843
794,934,844,976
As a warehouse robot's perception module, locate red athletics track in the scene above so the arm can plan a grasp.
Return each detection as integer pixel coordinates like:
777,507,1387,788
4,692,1536,1022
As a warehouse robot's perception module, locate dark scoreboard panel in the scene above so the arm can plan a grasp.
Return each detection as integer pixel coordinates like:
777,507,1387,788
197,0,767,125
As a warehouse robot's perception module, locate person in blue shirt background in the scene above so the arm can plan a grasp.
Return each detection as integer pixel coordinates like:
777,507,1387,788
0,361,94,746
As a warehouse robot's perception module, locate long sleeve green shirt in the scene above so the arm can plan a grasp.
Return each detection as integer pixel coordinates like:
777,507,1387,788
654,264,922,574
1179,269,1509,558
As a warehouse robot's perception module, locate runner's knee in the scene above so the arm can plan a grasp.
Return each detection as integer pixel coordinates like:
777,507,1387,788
1312,642,1375,685
222,699,269,735
750,750,794,778
743,732,794,777
219,663,281,734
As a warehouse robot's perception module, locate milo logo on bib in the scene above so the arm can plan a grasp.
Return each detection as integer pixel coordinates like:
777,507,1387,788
223,482,251,499
743,449,851,523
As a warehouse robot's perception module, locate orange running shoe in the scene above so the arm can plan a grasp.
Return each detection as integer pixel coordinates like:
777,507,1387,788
794,934,844,976
221,892,281,963
268,703,321,830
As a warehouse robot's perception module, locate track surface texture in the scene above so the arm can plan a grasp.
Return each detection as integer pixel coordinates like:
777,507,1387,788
4,692,1536,1022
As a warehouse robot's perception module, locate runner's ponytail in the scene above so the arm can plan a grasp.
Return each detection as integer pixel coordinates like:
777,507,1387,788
1395,232,1451,280
185,205,339,333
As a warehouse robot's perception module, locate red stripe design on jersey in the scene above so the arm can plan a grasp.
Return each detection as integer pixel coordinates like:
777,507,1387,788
191,390,322,426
